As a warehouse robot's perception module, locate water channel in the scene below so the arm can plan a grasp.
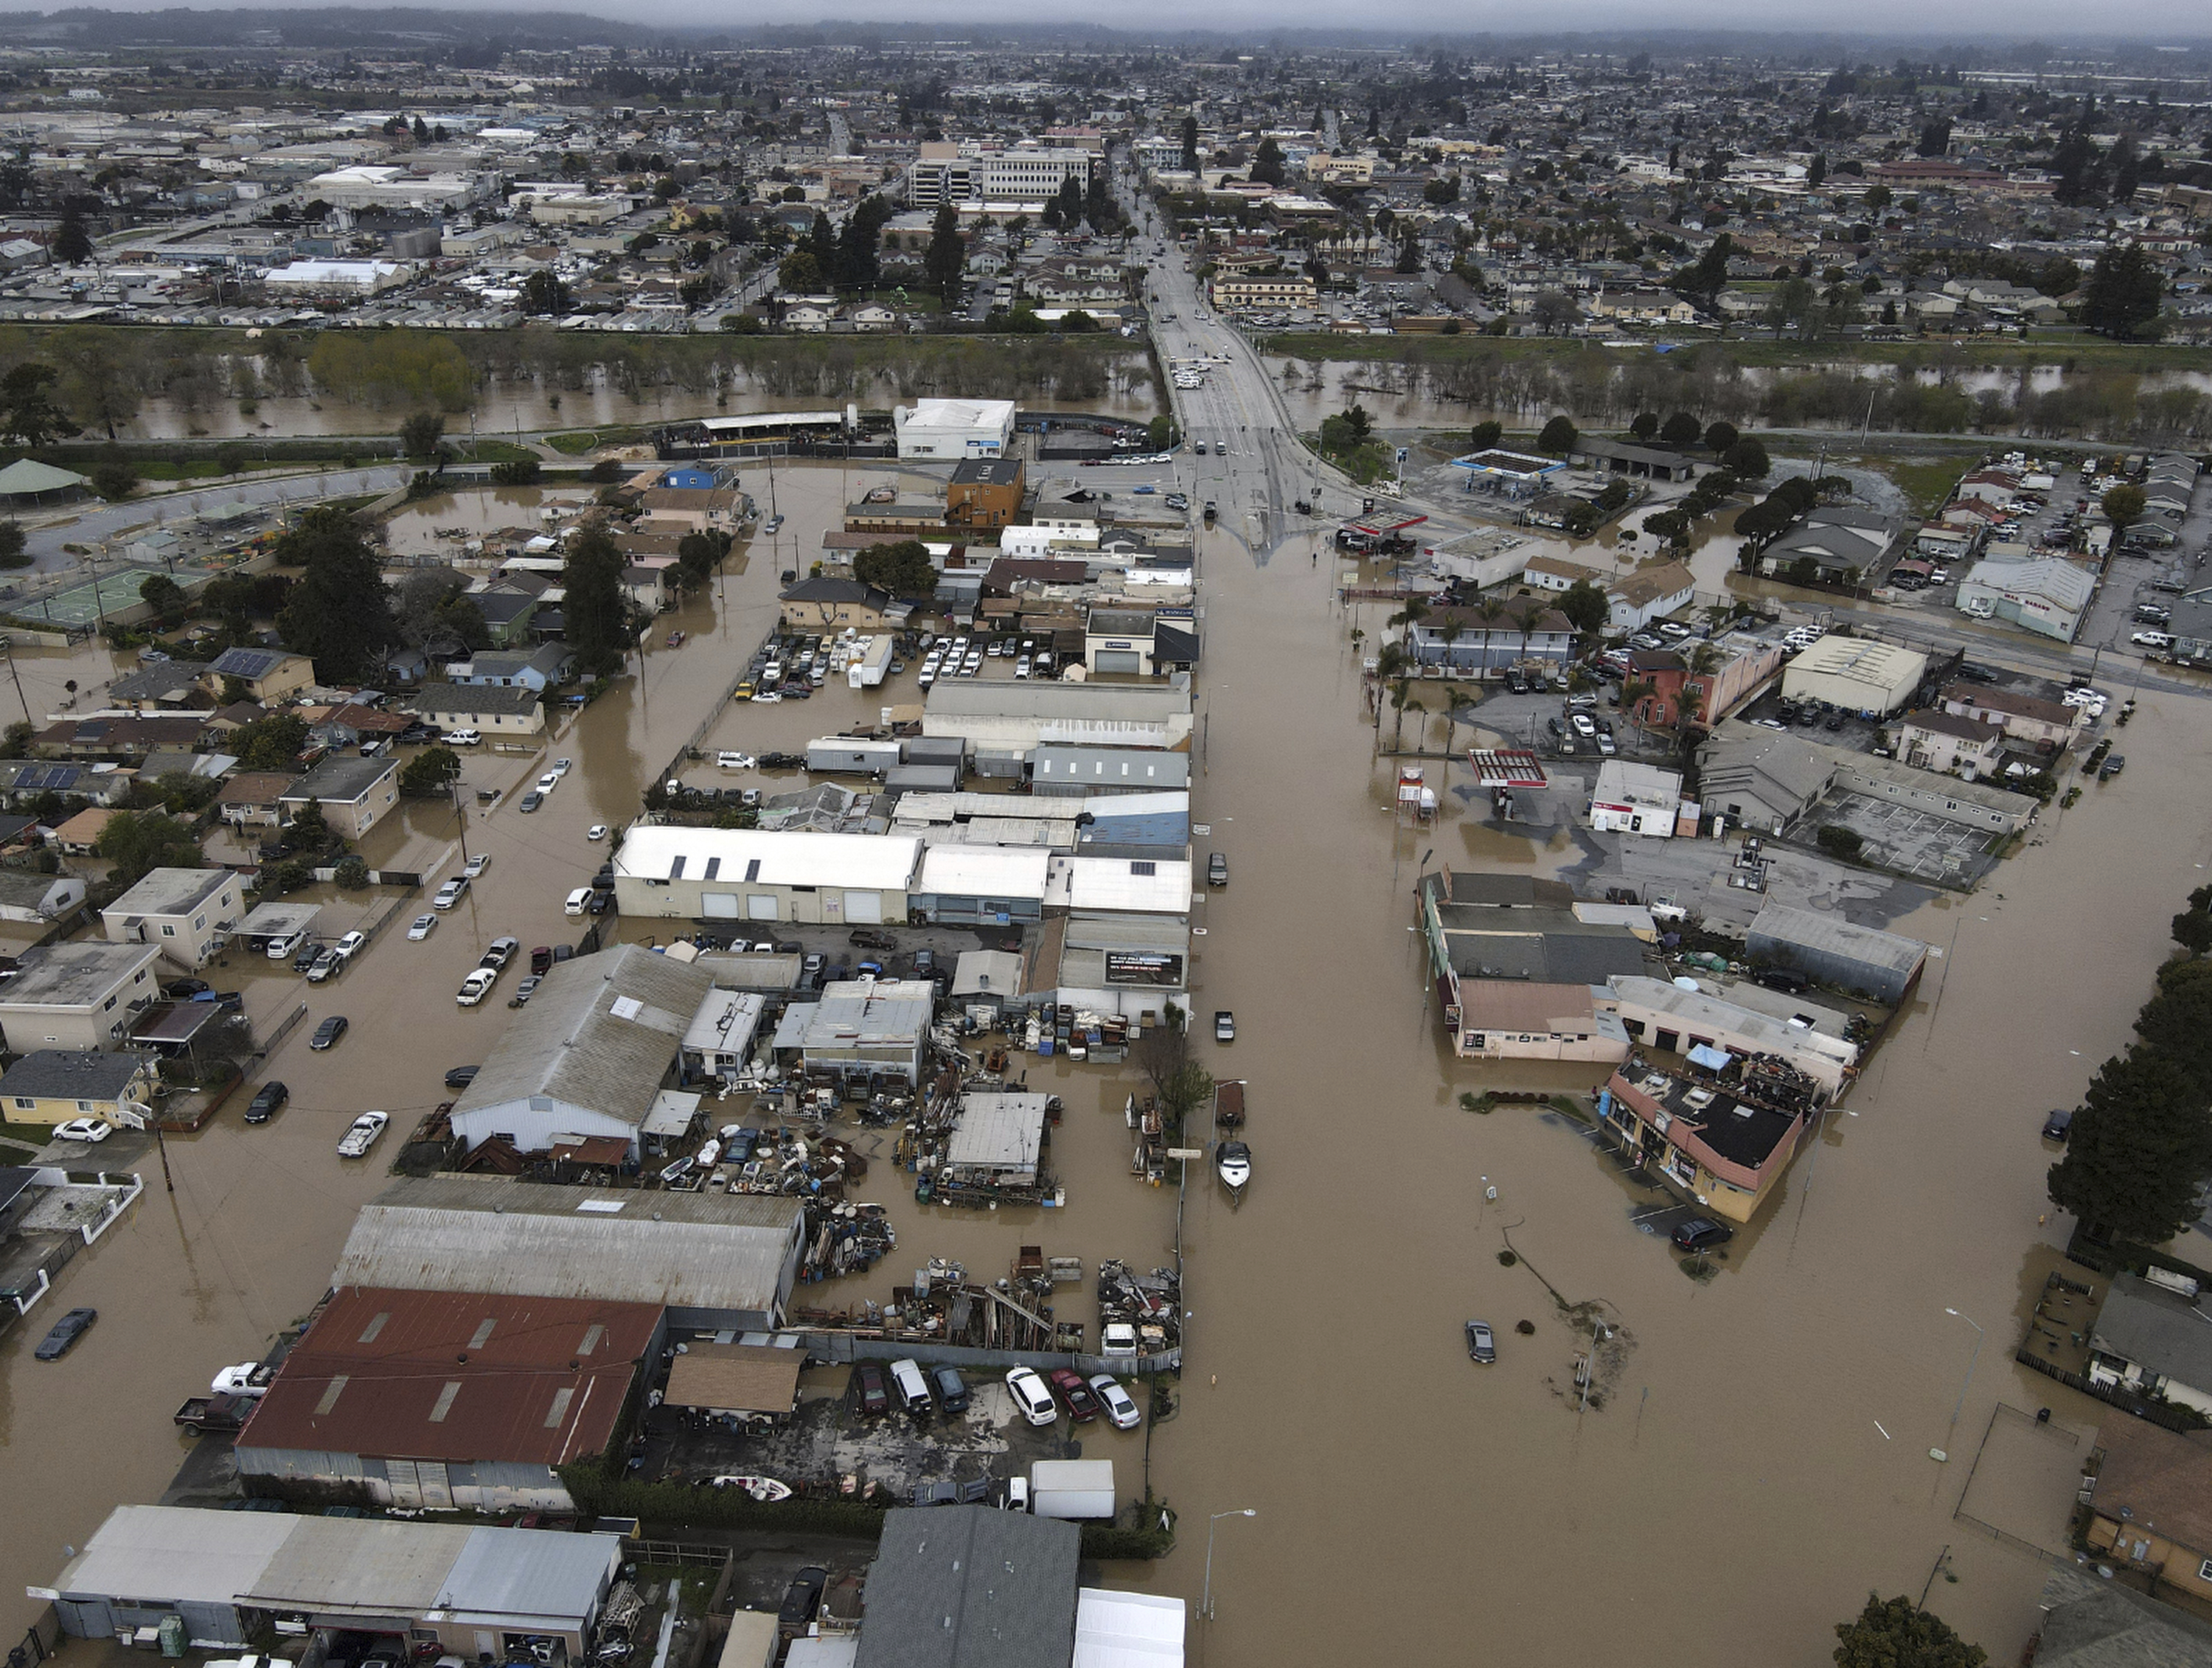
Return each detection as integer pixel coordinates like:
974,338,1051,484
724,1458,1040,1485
0,465,2205,1666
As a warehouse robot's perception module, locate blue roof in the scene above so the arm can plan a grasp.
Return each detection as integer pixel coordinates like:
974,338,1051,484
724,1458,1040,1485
1084,810,1189,847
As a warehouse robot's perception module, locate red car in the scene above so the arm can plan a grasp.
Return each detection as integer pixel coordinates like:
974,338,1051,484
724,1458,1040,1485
1047,1368,1100,1423
854,1362,889,1417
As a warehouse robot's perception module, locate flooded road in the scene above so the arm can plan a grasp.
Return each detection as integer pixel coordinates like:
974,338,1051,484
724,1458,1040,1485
5,445,2210,1668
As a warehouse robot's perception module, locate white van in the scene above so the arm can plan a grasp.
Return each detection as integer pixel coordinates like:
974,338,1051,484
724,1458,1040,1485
265,931,305,962
565,886,593,917
888,1358,933,1416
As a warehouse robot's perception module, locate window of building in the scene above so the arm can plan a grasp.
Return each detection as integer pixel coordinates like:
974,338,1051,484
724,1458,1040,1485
76,1099,94,1113
161,925,175,936
12,1097,34,1111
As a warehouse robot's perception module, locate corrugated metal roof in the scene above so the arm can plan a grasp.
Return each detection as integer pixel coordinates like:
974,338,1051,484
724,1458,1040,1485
431,1528,624,1627
451,945,714,1132
333,1177,803,1315
1062,856,1192,914
240,1517,473,1615
917,844,1053,897
947,1092,1049,1171
54,1504,296,1605
1746,902,1927,979
235,1287,658,1470
613,826,920,891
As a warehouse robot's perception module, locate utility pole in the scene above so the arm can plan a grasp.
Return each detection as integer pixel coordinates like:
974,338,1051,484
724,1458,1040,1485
0,636,29,726
450,774,470,866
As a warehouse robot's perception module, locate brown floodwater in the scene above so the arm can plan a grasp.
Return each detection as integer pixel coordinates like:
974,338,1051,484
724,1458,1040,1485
4,459,2208,1668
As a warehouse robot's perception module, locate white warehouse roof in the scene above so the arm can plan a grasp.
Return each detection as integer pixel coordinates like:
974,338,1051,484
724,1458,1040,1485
1062,855,1192,914
918,844,1054,899
613,826,921,892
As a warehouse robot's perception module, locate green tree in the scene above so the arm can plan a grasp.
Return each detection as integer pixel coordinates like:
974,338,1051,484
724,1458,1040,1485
561,524,633,678
2101,484,2146,528
231,711,309,771
675,530,729,588
52,211,93,266
398,411,447,459
399,745,462,796
1703,420,1739,454
1832,1595,1985,1668
2171,908,2212,957
1470,420,1502,451
1723,438,1771,479
2048,1050,2212,1242
52,326,139,439
923,200,965,302
88,454,138,501
138,573,186,624
854,538,939,600
490,458,541,486
0,361,74,446
1659,411,1702,449
1251,137,1287,187
0,520,27,570
1557,579,1610,637
1179,114,1199,173
273,507,396,685
2079,243,2165,341
518,271,571,316
288,796,329,846
1537,415,1579,456
1630,412,1660,441
94,808,205,887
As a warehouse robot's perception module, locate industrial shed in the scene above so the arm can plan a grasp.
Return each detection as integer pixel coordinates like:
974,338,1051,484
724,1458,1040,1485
232,1286,662,1512
1779,637,1927,717
661,1343,806,1421
446,944,716,1156
1744,902,1928,1005
333,1175,807,1332
946,1091,1051,1182
612,827,921,925
1031,746,1191,797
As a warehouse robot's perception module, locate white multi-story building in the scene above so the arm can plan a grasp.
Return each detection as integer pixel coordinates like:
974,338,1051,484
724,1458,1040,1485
904,142,1093,206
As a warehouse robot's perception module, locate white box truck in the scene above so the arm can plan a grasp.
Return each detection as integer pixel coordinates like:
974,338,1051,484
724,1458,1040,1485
1029,1459,1116,1520
849,636,895,689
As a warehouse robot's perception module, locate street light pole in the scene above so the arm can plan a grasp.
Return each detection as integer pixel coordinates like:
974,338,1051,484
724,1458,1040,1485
1944,1307,1984,1428
1202,1508,1256,1622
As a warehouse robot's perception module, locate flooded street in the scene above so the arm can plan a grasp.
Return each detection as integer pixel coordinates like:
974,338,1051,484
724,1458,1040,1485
4,452,2208,1667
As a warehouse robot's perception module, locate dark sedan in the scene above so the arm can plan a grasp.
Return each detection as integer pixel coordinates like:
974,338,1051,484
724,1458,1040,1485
34,1307,97,1361
1672,1217,1735,1253
778,1567,828,1631
309,1015,349,1050
243,1082,289,1125
445,1065,479,1090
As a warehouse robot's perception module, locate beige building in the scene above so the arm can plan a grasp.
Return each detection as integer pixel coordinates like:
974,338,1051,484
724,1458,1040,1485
0,942,163,1052
102,867,241,969
1895,709,2007,779
612,827,920,925
1779,636,1927,717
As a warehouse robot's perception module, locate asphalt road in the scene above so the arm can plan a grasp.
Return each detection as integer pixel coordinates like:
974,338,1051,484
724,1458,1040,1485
11,466,411,577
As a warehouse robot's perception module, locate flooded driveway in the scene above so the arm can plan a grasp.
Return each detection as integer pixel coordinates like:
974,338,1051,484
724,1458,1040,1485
4,447,2208,1668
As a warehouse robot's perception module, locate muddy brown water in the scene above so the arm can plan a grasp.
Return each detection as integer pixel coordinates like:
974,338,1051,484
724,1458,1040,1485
4,463,2208,1667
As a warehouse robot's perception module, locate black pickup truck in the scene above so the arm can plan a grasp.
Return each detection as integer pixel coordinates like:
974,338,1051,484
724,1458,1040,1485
175,1391,256,1436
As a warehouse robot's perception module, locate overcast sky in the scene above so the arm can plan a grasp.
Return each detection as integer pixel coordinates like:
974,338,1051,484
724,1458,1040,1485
0,0,2205,42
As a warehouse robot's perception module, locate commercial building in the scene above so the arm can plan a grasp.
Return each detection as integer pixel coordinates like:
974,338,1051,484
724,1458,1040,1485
1696,721,1841,835
334,1175,807,1332
1052,912,1189,1022
945,1091,1051,1184
1601,976,1858,1097
681,989,766,1083
1618,629,1790,731
262,259,414,296
1588,761,1690,837
1744,901,1927,1004
778,577,901,633
611,827,922,925
1596,1056,1826,1223
1032,744,1190,797
911,845,1053,925
233,1286,663,1511
0,1049,158,1132
101,867,240,969
1779,636,1927,716
770,979,934,1085
0,942,163,1052
947,457,1026,529
1210,275,1318,310
1957,551,2096,642
903,144,1093,207
41,1506,623,1659
923,681,1194,759
853,1507,1081,1668
447,944,715,1156
894,398,1018,461
1407,597,1576,674
1451,981,1630,1063
279,753,400,840
1416,873,1650,1057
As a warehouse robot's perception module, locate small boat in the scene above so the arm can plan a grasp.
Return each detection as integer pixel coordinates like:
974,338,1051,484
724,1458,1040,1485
667,631,686,648
709,1474,793,1502
1213,1080,1245,1128
1217,1140,1251,1192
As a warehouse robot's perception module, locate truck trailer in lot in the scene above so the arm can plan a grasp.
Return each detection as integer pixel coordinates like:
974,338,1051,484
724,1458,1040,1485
849,636,895,689
1029,1459,1116,1520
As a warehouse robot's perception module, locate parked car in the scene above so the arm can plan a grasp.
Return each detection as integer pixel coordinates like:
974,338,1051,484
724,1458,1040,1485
243,1082,288,1125
481,936,521,969
445,1065,479,1090
512,976,541,1004
433,878,469,910
309,1015,349,1050
164,977,211,1000
1208,851,1228,887
1006,1366,1058,1425
407,914,437,940
293,940,324,973
586,824,608,842
52,1117,111,1143
535,773,559,795
518,790,543,813
853,1361,890,1416
1672,1217,1734,1253
1088,1374,1141,1429
305,949,341,983
1465,1320,1497,1364
1215,1010,1236,1042
1752,967,1809,994
333,930,368,963
1047,1367,1101,1422
336,1111,389,1158
551,758,572,776
33,1306,97,1361
777,1567,827,1631
2041,1108,2074,1143
457,968,498,1006
849,928,897,951
464,853,492,879
931,1365,970,1413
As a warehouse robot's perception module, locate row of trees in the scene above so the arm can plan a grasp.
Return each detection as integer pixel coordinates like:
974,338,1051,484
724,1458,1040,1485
2045,886,2212,1243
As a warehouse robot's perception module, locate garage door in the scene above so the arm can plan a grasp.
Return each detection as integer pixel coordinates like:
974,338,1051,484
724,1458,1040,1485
1096,650,1142,675
844,890,883,924
702,893,740,919
745,894,779,921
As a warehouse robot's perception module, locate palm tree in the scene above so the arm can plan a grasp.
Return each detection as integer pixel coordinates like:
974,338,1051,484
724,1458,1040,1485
1439,683,1466,757
1618,676,1655,742
1391,684,1424,752
1475,597,1508,684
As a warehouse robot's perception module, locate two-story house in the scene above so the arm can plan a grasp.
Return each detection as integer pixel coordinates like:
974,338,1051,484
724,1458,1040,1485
101,867,240,969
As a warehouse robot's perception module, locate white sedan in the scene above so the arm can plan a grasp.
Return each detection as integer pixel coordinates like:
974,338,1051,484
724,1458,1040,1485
53,1118,112,1144
1005,1366,1058,1426
464,853,492,879
586,824,609,842
407,914,437,940
535,772,559,794
1088,1374,1142,1430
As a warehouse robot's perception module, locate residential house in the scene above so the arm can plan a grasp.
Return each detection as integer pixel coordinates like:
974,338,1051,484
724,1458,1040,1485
2089,1274,2212,1419
1407,597,1576,675
32,716,207,762
411,683,545,738
204,647,316,706
1604,561,1697,631
49,807,119,855
1896,709,2007,779
2082,1415,2212,1608
1939,681,2080,754
470,580,544,646
102,867,240,968
107,661,213,713
279,753,399,840
0,1049,158,1132
0,869,86,923
777,577,901,632
0,942,164,1052
2030,1561,2212,1667
1759,507,1901,584
445,645,574,692
216,772,299,831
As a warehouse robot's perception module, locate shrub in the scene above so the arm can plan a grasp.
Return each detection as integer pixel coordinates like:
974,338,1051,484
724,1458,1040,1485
1815,824,1864,859
1496,1250,1517,1267
490,458,543,486
333,856,369,889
